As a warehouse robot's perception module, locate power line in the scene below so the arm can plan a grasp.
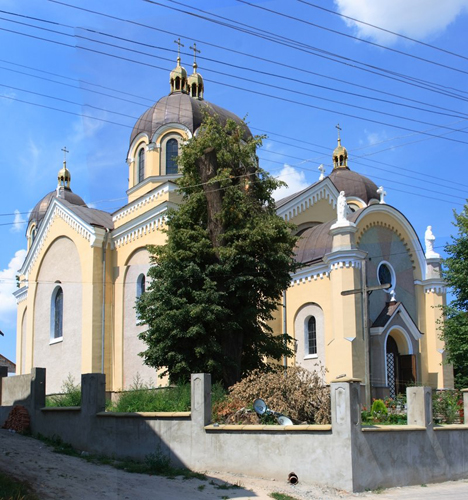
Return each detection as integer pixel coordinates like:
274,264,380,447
44,1,468,109
4,18,468,147
237,0,468,77
297,0,468,64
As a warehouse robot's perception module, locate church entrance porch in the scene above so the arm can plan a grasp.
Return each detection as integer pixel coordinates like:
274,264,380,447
385,332,416,399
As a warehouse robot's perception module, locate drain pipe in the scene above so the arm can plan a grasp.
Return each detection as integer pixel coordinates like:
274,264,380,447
101,229,110,375
283,290,287,369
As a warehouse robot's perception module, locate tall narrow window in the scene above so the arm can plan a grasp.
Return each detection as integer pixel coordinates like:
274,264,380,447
138,148,145,183
51,286,63,340
307,316,317,355
136,273,146,298
166,139,179,174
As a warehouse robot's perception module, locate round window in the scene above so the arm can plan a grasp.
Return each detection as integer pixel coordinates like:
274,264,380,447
377,262,395,292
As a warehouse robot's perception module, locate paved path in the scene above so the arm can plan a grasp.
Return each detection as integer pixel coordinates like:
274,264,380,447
1,430,468,499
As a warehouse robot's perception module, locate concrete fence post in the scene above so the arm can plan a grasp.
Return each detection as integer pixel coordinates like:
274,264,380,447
81,373,106,415
30,368,46,410
330,378,362,436
191,373,211,427
462,389,468,424
407,386,432,427
0,366,8,404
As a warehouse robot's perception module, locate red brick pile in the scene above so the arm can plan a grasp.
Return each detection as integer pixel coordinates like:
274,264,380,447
2,405,30,433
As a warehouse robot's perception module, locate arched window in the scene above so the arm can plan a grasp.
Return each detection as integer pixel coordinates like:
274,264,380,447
166,139,179,174
51,286,63,340
138,148,145,183
136,273,146,298
307,316,317,355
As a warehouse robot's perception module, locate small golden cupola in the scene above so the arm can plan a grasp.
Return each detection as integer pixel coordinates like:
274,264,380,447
187,43,204,99
332,124,348,169
57,147,71,190
170,38,188,94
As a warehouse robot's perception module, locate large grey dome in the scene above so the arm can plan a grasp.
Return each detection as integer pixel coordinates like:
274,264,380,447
129,93,251,148
29,188,87,227
328,168,379,204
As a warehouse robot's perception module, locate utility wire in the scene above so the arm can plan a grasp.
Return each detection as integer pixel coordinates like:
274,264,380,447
45,1,468,107
237,0,468,76
297,0,468,64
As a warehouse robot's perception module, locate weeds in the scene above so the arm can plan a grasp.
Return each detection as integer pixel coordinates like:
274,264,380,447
0,470,39,500
45,374,81,407
269,493,300,500
107,376,226,413
209,479,242,490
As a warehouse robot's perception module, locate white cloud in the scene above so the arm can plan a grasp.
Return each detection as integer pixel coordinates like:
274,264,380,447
273,164,309,201
0,249,26,321
334,0,468,44
10,210,26,233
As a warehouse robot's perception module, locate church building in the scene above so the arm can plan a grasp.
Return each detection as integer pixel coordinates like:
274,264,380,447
14,51,452,398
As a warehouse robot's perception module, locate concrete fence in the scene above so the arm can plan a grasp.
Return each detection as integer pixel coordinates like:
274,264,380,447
1,368,468,492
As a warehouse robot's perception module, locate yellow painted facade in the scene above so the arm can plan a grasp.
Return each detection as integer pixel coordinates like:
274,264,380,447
14,62,452,396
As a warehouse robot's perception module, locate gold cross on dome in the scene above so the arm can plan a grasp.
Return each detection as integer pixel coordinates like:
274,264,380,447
190,43,201,64
174,38,184,60
335,123,342,141
61,146,69,162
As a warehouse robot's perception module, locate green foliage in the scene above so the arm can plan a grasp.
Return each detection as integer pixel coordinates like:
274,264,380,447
440,204,468,389
0,470,39,500
136,114,298,387
107,376,226,413
371,399,388,421
45,374,81,407
269,493,300,500
432,389,463,424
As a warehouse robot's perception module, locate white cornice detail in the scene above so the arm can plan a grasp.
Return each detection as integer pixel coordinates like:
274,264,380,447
126,175,181,197
276,179,339,222
112,202,177,248
153,123,192,144
290,263,330,285
323,249,367,273
13,285,28,304
416,278,446,294
114,183,179,222
20,199,102,278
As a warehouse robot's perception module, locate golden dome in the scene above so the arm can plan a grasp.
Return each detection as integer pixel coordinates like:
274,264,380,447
333,138,348,169
170,57,188,93
188,63,204,99
57,161,71,188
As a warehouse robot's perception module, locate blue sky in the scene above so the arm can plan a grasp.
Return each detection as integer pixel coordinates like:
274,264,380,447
1,0,468,363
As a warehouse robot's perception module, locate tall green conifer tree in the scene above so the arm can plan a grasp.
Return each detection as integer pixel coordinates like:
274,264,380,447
136,115,298,387
440,204,468,389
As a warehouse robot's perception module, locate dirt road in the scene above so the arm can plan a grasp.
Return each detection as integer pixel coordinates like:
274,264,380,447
1,430,468,500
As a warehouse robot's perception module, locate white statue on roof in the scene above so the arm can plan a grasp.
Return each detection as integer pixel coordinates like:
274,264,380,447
337,191,349,223
425,225,440,259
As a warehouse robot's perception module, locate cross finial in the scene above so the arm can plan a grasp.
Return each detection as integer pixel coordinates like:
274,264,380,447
189,43,200,66
61,146,69,163
336,123,342,143
174,38,184,63
318,164,326,180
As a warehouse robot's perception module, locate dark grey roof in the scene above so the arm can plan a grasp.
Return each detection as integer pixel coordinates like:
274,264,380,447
294,220,334,264
29,188,87,228
372,301,401,328
129,93,251,148
293,208,364,264
61,199,113,230
328,168,379,204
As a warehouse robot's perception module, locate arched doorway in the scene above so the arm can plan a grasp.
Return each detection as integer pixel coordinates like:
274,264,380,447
386,330,416,398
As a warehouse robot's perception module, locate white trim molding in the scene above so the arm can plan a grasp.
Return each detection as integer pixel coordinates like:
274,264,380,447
276,178,339,222
13,286,28,304
114,182,179,222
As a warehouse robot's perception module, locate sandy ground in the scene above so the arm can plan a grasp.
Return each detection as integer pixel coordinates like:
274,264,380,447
1,429,468,500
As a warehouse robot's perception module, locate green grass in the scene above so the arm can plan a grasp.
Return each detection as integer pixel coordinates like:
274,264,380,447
45,374,81,407
107,378,226,413
209,479,242,490
269,493,300,500
0,470,39,500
